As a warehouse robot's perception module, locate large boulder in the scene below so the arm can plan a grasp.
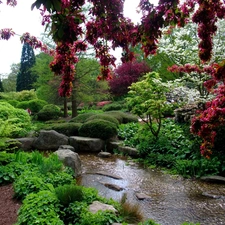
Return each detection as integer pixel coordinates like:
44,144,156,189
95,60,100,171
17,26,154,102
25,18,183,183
174,104,198,123
54,149,82,177
32,130,68,150
16,137,37,151
69,136,105,152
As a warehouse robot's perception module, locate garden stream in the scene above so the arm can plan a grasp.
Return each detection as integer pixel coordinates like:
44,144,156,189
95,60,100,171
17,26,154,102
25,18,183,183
78,153,225,225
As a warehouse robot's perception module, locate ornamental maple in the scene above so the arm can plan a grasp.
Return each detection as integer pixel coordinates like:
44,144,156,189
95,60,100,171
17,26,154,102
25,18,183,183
108,60,151,97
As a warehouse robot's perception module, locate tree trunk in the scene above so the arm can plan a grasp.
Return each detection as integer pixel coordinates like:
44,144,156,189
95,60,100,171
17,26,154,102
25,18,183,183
71,81,78,118
63,97,68,118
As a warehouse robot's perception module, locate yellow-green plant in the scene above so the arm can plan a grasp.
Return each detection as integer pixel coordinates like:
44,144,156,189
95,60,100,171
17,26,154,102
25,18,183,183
126,72,171,139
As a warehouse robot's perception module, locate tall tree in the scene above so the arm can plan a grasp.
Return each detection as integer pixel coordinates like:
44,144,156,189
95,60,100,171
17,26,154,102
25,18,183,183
16,43,36,92
0,79,4,92
2,63,19,92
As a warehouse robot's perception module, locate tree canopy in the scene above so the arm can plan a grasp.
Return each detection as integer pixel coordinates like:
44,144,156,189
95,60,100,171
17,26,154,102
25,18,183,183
1,0,225,157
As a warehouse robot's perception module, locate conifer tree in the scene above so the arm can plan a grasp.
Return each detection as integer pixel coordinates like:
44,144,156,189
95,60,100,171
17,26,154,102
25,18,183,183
16,43,36,91
0,79,4,92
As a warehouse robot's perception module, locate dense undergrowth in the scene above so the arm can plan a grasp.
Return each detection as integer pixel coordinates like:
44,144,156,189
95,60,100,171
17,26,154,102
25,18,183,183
118,119,225,178
0,150,200,225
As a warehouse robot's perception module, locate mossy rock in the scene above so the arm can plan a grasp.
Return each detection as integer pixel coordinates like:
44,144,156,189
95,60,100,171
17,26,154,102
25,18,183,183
85,114,119,127
79,119,118,140
44,122,82,136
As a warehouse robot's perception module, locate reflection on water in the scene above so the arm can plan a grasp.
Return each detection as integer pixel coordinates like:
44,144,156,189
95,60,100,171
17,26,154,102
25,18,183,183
79,153,225,225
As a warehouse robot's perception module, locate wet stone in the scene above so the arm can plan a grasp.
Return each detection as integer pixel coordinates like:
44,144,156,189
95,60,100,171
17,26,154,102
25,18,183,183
136,192,151,200
98,152,112,158
99,182,124,191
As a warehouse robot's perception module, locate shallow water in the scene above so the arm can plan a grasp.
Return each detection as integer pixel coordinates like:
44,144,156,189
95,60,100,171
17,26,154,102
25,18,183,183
79,153,225,225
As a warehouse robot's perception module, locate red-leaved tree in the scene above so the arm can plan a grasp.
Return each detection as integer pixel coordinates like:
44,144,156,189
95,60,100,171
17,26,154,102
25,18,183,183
108,60,151,97
1,0,225,157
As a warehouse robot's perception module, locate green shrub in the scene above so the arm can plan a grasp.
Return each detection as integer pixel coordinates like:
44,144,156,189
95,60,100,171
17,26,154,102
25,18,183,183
7,99,19,107
55,184,83,206
102,103,123,111
118,122,141,147
0,152,15,165
79,119,118,140
175,157,221,178
38,153,63,174
104,111,138,124
44,122,82,136
60,201,88,224
0,102,31,138
16,190,63,225
69,112,96,123
43,170,74,188
86,114,119,126
78,210,120,225
17,99,47,113
13,171,49,199
15,90,37,102
36,104,62,121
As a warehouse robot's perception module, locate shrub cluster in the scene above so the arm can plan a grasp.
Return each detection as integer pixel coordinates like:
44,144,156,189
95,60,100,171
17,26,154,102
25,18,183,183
36,104,62,121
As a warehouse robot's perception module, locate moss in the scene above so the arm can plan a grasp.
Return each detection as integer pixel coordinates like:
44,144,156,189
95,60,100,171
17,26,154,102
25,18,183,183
79,119,118,140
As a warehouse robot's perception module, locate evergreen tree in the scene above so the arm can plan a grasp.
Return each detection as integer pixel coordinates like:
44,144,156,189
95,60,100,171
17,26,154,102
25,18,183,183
16,43,36,91
0,79,4,92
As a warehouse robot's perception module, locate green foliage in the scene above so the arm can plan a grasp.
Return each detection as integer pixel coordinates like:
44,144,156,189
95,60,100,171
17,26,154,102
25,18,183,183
0,160,33,185
15,90,37,101
138,219,160,225
69,112,96,123
36,104,62,121
13,171,49,199
86,114,120,126
0,152,15,165
81,186,101,204
44,122,82,136
175,157,221,178
16,98,47,113
60,201,88,224
43,170,73,188
16,190,63,225
118,122,141,147
104,111,138,124
127,72,170,138
55,184,83,206
7,99,19,107
102,102,123,111
78,210,120,225
0,102,31,138
79,119,118,140
38,153,63,174
0,164,16,184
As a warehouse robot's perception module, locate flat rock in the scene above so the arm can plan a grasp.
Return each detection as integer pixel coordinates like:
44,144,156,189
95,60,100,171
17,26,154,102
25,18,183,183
200,175,225,184
58,145,75,152
136,192,151,200
94,171,122,180
99,182,124,191
69,136,105,152
89,201,117,214
98,152,112,158
202,192,225,199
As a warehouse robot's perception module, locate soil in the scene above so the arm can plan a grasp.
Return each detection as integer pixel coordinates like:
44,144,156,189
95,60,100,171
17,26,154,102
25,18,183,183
0,184,21,225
